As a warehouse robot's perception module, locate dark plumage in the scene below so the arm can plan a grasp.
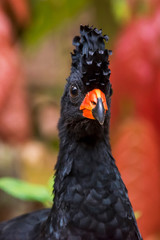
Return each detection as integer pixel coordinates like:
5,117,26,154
0,25,142,240
72,25,111,90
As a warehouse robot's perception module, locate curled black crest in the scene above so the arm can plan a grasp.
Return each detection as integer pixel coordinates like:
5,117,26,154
71,25,112,89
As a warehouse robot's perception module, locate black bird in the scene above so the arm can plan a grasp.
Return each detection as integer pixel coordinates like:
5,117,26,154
0,25,142,240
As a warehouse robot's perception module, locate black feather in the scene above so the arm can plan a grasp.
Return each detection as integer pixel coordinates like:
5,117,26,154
71,25,112,91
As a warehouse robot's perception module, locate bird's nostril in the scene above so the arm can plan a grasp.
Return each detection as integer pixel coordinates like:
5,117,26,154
91,101,96,106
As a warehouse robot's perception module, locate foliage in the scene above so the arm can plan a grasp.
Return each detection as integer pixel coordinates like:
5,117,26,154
112,118,159,237
0,177,53,207
111,0,131,23
110,6,160,237
24,0,90,45
23,0,132,46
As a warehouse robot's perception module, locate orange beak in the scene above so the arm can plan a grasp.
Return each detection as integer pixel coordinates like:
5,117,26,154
80,89,108,125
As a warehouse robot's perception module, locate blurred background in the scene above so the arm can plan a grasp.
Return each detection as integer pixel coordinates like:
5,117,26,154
0,0,159,239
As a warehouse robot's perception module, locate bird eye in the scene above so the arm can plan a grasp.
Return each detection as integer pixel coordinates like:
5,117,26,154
70,85,78,97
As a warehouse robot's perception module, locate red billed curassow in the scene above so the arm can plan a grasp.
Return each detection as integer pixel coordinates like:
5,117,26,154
0,25,142,240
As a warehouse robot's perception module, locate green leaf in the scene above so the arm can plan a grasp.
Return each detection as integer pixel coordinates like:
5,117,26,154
111,0,131,24
24,0,89,46
0,177,52,205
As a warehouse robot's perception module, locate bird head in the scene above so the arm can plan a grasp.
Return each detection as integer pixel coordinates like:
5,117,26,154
59,25,112,140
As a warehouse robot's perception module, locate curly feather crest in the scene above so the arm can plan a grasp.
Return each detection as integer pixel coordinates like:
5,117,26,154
71,25,112,88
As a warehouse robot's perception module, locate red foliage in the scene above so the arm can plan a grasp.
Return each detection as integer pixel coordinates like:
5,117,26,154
2,0,30,27
0,5,31,143
110,6,160,238
112,119,160,238
111,8,160,135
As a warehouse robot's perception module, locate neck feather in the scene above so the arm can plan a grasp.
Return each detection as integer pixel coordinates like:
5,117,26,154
50,131,119,232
